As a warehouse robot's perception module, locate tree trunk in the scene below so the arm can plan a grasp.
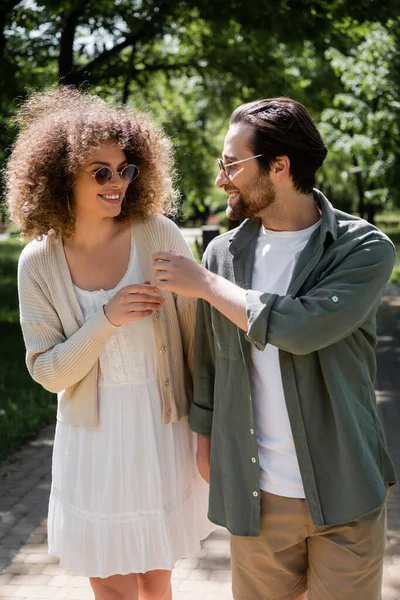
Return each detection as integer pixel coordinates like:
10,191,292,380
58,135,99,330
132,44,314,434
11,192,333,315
58,6,87,85
122,47,136,104
0,0,22,62
352,155,365,219
365,203,378,225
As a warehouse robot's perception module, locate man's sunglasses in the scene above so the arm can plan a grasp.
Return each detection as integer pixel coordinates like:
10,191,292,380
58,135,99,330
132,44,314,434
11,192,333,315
81,164,139,186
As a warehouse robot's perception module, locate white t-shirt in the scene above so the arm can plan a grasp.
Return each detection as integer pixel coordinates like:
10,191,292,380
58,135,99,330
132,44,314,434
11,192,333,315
251,220,321,498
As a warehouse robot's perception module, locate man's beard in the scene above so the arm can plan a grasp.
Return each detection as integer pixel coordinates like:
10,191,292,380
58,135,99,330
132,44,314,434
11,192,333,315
226,172,276,221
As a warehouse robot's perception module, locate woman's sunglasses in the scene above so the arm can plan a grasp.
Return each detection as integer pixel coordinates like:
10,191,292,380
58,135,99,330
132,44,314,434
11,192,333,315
81,164,139,186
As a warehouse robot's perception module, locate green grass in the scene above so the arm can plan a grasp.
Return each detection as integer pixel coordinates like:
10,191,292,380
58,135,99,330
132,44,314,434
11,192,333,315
0,237,55,461
380,226,400,286
189,241,201,264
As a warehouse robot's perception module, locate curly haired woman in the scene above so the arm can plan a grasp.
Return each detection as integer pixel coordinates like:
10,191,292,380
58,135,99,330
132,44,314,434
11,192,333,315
6,87,213,600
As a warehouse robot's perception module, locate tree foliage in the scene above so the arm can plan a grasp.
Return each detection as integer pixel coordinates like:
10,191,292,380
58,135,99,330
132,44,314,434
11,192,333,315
318,21,400,221
1,0,399,222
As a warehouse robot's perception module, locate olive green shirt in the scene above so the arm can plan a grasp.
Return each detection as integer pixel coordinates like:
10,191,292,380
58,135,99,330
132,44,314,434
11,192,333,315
189,189,397,536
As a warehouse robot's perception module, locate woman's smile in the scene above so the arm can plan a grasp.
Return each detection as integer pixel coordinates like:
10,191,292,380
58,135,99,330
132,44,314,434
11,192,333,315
97,192,123,204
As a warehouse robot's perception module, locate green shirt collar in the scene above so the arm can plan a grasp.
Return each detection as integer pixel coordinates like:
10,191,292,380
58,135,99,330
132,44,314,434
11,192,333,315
228,188,337,257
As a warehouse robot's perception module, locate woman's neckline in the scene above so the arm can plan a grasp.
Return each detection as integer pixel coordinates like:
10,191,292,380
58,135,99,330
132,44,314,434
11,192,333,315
64,223,134,294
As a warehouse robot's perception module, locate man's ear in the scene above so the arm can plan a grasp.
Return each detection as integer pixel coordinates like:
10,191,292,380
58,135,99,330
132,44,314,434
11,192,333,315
271,156,290,180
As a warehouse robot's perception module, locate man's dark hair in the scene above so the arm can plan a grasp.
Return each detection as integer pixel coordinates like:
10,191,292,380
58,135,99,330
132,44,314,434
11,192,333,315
230,97,327,194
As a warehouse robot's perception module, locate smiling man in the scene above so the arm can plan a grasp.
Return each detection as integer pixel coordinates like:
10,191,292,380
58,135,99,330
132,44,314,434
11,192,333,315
153,97,397,600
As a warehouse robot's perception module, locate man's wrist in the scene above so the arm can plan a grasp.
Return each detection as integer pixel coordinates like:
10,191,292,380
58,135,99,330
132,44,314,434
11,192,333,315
201,269,217,302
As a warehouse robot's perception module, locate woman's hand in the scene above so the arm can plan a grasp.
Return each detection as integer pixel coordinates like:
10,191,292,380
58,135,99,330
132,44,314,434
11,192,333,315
153,251,211,298
104,282,164,327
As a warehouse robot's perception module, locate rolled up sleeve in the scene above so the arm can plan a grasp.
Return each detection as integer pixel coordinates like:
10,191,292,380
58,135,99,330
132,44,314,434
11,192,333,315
246,237,395,355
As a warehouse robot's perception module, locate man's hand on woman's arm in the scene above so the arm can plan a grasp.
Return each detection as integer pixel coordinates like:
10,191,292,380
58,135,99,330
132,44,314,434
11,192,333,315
153,251,248,331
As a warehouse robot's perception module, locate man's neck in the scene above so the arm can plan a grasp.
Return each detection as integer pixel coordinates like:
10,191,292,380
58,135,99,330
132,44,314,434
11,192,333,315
259,191,321,232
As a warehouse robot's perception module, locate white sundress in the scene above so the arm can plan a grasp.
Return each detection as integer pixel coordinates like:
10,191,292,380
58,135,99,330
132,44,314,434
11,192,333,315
47,237,213,578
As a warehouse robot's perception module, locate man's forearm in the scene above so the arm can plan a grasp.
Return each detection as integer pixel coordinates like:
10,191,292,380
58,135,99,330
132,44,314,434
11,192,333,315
202,271,248,331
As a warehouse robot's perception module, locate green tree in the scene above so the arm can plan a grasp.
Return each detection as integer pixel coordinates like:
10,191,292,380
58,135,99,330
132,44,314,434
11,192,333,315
1,1,399,221
318,21,400,222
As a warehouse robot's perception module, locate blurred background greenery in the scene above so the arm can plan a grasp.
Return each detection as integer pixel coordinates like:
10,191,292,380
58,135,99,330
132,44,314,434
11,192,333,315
0,0,399,458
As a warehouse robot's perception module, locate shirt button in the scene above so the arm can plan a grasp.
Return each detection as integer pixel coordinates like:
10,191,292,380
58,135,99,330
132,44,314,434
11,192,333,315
331,295,339,303
253,491,259,497
251,457,257,463
156,311,160,318
166,408,172,417
160,346,167,354
164,379,170,387
250,428,255,435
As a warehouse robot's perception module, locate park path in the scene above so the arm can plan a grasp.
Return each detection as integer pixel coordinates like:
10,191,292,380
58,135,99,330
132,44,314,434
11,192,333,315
0,287,400,600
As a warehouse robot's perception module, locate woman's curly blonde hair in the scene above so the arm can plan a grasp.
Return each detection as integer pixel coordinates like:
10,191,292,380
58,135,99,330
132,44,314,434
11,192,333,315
6,86,179,239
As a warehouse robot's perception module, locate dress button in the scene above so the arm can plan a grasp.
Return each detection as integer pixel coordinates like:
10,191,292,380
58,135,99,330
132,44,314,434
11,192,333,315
160,346,167,354
250,428,255,435
166,408,172,417
253,491,259,497
251,457,257,463
155,311,160,318
164,379,170,387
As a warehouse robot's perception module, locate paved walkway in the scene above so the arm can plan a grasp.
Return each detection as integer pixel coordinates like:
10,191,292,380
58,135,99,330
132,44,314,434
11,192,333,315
1,289,400,599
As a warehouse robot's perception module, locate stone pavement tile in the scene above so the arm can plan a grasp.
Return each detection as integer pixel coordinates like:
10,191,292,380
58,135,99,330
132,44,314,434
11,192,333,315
178,578,231,593
171,568,192,580
17,585,56,598
55,588,93,599
210,569,232,581
42,565,68,576
69,577,90,588
26,535,46,545
29,565,49,576
3,565,32,575
48,575,75,587
23,554,59,565
7,574,51,586
197,551,231,570
383,587,400,600
0,584,21,598
173,557,200,569
10,554,27,565
171,593,205,600
187,568,211,580
19,544,49,555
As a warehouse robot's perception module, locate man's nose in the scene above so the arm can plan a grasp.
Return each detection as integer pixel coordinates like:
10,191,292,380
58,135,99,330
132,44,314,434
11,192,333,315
215,169,229,188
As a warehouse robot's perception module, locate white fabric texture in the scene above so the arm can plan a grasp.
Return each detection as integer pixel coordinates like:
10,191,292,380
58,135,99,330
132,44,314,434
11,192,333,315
47,239,213,577
251,220,321,499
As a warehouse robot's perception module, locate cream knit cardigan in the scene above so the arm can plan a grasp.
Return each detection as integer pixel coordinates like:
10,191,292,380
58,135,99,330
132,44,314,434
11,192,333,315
18,215,196,429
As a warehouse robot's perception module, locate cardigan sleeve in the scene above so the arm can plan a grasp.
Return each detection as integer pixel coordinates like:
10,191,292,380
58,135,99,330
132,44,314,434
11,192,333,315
162,219,197,377
18,252,117,393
